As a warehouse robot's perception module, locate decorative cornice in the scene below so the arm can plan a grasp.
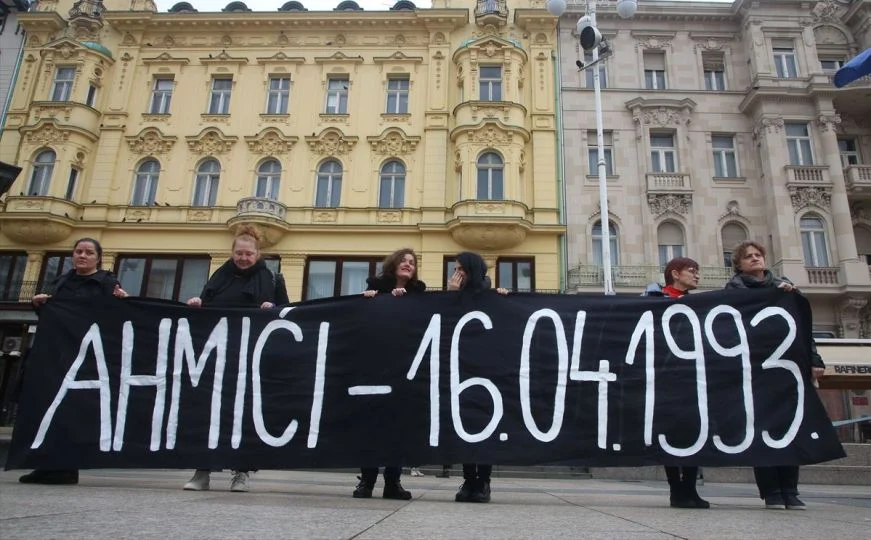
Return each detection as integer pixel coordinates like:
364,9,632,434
255,52,306,65
142,52,190,67
789,186,832,212
185,128,238,155
367,128,421,156
752,116,784,140
647,193,692,216
373,51,424,64
244,128,298,155
305,128,358,156
125,127,177,155
817,113,842,132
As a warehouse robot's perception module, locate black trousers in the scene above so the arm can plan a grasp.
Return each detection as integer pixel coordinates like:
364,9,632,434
360,466,401,485
462,463,492,481
754,466,799,498
664,466,698,486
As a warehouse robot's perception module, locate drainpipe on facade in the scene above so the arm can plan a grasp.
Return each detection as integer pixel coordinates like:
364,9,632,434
0,29,26,133
553,37,568,292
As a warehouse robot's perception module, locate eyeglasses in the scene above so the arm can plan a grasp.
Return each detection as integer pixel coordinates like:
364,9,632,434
683,268,700,275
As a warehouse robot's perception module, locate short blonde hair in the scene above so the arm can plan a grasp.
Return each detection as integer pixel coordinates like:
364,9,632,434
731,240,766,274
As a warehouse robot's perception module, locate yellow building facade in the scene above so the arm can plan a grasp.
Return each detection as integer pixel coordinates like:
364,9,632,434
0,0,563,316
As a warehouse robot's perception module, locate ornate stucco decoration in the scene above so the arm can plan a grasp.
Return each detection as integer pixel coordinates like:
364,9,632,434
126,128,177,154
142,52,190,68
185,128,237,155
817,113,842,132
468,125,513,145
367,128,421,156
690,33,735,52
851,201,870,222
22,121,71,146
837,296,869,338
625,97,696,140
305,128,358,156
648,193,692,216
811,0,846,23
789,186,832,211
244,128,298,155
632,32,676,51
752,116,785,141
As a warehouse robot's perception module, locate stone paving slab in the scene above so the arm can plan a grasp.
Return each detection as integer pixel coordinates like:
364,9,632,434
1,469,869,539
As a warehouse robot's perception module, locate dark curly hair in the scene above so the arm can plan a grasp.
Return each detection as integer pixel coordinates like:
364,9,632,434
378,248,423,288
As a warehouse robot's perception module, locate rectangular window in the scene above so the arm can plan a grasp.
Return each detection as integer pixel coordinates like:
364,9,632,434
583,51,608,89
51,67,76,101
325,77,349,114
39,253,74,291
208,78,232,114
819,58,843,72
266,76,290,115
116,256,211,301
443,257,457,290
479,66,503,101
587,131,614,176
643,52,667,90
650,133,677,172
64,168,80,201
0,252,28,302
786,123,814,165
497,258,534,292
702,52,726,90
85,84,97,107
712,135,739,177
303,257,381,300
773,41,798,78
386,77,410,114
838,138,860,168
149,78,173,114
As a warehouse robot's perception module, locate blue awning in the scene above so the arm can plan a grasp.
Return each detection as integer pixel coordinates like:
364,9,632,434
833,47,871,88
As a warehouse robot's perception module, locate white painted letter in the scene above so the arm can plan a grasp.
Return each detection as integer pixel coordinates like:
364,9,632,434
251,319,303,447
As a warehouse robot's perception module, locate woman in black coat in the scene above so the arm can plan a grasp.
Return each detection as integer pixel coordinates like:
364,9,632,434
352,248,425,500
447,251,508,504
183,225,289,493
726,240,825,510
19,237,128,485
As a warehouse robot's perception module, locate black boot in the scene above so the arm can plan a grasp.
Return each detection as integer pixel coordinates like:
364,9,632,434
665,467,692,508
352,476,374,498
682,475,709,509
19,470,78,485
455,479,475,502
383,481,412,500
471,477,491,503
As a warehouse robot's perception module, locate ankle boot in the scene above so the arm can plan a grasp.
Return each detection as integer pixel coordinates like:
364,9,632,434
665,466,692,508
683,477,710,509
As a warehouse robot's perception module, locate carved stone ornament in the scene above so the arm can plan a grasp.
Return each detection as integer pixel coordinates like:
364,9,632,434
817,113,842,132
851,202,869,222
185,129,237,155
244,129,298,155
367,129,421,156
305,129,358,156
468,125,512,145
377,210,402,223
450,223,528,251
789,186,832,211
23,122,70,145
634,36,673,51
814,25,848,45
812,0,845,23
313,210,337,223
626,98,696,139
126,128,177,154
753,117,784,140
641,107,683,127
0,220,74,245
647,193,692,216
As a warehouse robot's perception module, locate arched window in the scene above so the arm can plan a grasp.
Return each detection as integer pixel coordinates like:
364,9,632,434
379,160,405,208
28,149,56,196
255,159,281,200
800,215,829,267
316,160,342,208
721,223,748,267
477,152,503,200
132,159,160,206
192,159,220,207
657,222,685,266
592,220,619,267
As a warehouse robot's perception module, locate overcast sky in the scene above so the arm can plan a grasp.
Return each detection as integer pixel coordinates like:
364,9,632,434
154,0,434,11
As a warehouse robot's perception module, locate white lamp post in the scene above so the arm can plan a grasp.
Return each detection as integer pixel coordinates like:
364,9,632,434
546,0,636,295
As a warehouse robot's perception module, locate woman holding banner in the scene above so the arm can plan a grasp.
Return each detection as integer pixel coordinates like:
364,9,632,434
351,248,426,501
643,257,710,509
183,225,289,493
447,251,508,503
19,237,129,485
726,240,825,510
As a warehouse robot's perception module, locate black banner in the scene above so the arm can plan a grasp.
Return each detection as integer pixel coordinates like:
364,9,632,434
6,289,845,470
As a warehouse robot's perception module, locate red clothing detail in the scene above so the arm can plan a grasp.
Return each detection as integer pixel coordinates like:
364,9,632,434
661,285,687,299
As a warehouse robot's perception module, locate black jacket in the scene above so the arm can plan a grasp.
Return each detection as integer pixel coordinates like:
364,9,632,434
46,269,119,300
365,275,426,294
200,259,289,307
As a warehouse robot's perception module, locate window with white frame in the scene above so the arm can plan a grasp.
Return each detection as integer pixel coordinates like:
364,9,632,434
266,76,290,115
315,160,342,208
208,78,232,114
587,131,614,176
643,51,667,90
132,159,160,206
255,159,281,200
325,77,349,114
192,159,220,206
379,160,406,208
650,133,677,173
772,40,798,78
702,52,726,90
721,222,747,268
479,66,503,101
51,67,76,101
712,135,739,177
786,123,814,165
657,221,685,267
592,220,620,267
584,50,608,89
149,78,173,114
800,215,830,267
476,152,504,200
28,149,56,196
819,58,843,72
386,77,409,114
838,138,860,168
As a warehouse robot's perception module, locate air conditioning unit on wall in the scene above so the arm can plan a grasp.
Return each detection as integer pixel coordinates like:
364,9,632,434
2,336,22,353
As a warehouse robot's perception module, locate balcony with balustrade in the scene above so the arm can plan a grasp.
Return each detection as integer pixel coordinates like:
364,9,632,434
567,265,733,292
646,172,692,194
475,0,508,27
784,165,831,186
845,165,871,198
226,197,291,248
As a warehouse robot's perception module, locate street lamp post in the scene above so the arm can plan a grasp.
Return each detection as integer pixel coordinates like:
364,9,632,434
546,0,637,295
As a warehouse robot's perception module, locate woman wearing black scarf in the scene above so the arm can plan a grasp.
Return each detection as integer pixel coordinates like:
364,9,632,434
725,240,824,510
182,225,289,493
447,252,508,503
